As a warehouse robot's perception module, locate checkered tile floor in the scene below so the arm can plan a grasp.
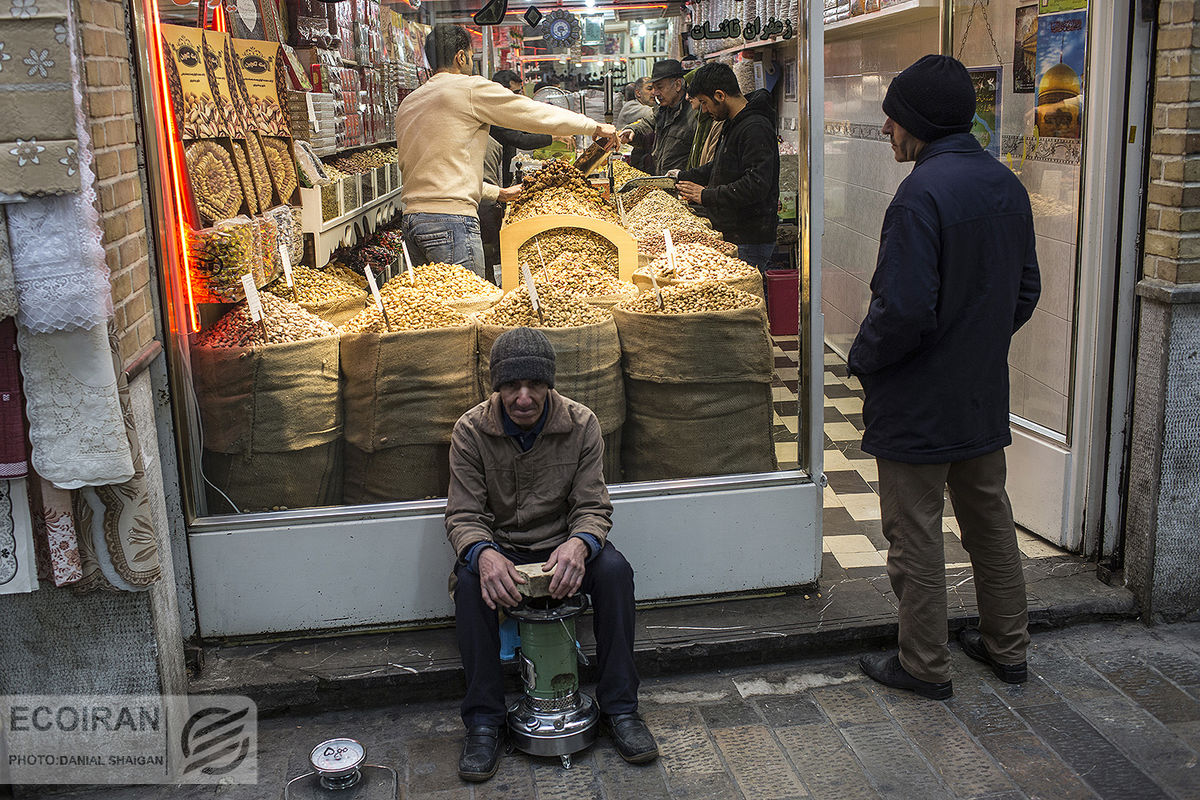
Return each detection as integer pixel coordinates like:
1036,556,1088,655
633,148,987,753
769,337,1070,573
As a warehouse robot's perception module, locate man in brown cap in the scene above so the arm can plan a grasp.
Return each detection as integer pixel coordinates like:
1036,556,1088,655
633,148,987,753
446,327,657,781
617,58,697,173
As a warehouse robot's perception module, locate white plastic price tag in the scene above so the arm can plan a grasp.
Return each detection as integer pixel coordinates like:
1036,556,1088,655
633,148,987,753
241,273,263,322
279,245,294,287
400,238,415,281
520,261,541,316
364,267,383,312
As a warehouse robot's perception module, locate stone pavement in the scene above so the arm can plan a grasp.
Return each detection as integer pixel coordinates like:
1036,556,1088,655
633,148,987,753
28,619,1200,800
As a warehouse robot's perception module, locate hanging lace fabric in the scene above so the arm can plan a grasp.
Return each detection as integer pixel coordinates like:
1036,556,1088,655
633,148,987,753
3,0,111,333
12,2,131,491
0,213,17,319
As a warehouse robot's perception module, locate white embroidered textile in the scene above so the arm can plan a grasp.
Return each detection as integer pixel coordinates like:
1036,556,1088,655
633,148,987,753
0,208,17,320
2,2,110,332
0,477,37,594
17,322,133,488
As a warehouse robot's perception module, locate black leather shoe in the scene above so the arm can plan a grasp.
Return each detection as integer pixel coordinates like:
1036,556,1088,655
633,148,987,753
602,712,659,764
957,628,1028,684
458,725,503,782
859,652,953,700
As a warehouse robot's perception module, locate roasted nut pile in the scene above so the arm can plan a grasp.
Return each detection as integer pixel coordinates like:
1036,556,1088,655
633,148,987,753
508,186,619,224
479,283,610,328
618,280,759,314
391,262,499,302
322,263,369,289
341,287,468,333
264,266,363,305
324,146,398,174
523,255,636,299
646,243,758,282
625,190,704,231
637,226,739,258
518,228,618,276
196,293,338,347
507,160,617,224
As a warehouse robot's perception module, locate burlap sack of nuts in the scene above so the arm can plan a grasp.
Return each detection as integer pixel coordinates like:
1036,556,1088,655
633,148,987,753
613,282,777,481
340,324,481,503
191,335,344,513
633,244,765,299
476,307,626,484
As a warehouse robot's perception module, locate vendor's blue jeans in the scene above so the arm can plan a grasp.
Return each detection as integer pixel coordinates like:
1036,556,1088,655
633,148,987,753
401,212,487,279
737,242,776,273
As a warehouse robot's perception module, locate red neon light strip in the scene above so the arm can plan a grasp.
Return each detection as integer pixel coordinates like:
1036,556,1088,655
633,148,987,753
145,0,199,331
500,2,668,13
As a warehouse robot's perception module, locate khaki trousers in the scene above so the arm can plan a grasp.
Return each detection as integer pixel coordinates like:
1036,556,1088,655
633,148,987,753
877,449,1029,684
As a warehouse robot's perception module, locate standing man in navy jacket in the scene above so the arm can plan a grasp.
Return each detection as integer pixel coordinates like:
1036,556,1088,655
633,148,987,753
849,55,1041,701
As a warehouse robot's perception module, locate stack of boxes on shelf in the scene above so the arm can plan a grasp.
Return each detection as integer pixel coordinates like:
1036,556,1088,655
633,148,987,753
286,0,426,151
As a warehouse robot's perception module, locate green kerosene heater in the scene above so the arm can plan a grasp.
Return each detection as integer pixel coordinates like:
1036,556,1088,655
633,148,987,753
506,594,598,768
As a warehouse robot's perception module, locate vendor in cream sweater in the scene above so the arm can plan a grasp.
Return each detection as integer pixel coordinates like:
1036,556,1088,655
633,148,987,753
396,25,616,279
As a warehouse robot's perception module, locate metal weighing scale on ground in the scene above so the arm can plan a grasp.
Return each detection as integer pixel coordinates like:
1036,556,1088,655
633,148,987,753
284,738,399,799
506,593,598,769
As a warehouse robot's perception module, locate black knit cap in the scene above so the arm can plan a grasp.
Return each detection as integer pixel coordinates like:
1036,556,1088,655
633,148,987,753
490,327,556,390
882,54,976,143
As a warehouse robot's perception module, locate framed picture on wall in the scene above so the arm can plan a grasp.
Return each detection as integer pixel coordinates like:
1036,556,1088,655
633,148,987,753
968,66,1002,158
783,59,796,101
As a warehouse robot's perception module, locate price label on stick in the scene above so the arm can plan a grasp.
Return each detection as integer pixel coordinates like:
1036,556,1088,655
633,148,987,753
364,267,393,331
400,239,415,282
279,245,294,288
241,273,264,322
520,261,544,324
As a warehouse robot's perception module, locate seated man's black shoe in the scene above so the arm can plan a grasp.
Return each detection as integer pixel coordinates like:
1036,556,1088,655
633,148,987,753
458,725,503,782
957,628,1028,684
859,652,953,700
602,712,659,764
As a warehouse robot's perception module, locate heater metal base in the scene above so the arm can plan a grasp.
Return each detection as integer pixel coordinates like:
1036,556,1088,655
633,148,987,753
506,693,598,759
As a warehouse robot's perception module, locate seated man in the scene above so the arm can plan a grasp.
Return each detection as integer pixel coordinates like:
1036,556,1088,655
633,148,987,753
445,327,658,782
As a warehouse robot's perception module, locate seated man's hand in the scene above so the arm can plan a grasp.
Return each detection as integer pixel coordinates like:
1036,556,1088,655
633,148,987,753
676,180,704,204
478,548,526,610
543,537,589,600
617,128,636,145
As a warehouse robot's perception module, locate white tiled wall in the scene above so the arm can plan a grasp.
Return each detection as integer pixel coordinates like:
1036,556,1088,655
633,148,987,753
821,1,1083,435
821,19,938,355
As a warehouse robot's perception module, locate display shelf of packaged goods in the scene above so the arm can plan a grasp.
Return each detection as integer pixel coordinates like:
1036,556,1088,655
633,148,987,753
299,167,401,267
703,35,797,60
824,0,940,42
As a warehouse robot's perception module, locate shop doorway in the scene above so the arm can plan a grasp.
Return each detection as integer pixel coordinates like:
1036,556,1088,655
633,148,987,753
1003,4,1150,553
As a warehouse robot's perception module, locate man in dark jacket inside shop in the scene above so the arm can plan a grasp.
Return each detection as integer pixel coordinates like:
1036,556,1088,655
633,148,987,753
848,55,1041,701
617,58,697,174
674,62,779,271
479,70,555,279
445,328,658,782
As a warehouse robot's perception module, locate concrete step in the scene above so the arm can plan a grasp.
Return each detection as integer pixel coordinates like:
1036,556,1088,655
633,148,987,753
190,554,1135,716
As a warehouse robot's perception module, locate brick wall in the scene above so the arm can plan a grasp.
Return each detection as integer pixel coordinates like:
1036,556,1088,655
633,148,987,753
78,0,157,366
1144,0,1200,285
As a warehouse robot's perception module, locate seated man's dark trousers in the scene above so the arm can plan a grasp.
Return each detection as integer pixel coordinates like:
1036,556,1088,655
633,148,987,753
453,542,639,727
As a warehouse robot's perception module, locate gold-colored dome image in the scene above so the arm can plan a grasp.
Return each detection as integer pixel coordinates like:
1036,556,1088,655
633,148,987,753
1037,63,1081,106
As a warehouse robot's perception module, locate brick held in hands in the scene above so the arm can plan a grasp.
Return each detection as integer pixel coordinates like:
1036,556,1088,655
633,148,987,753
515,563,555,598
